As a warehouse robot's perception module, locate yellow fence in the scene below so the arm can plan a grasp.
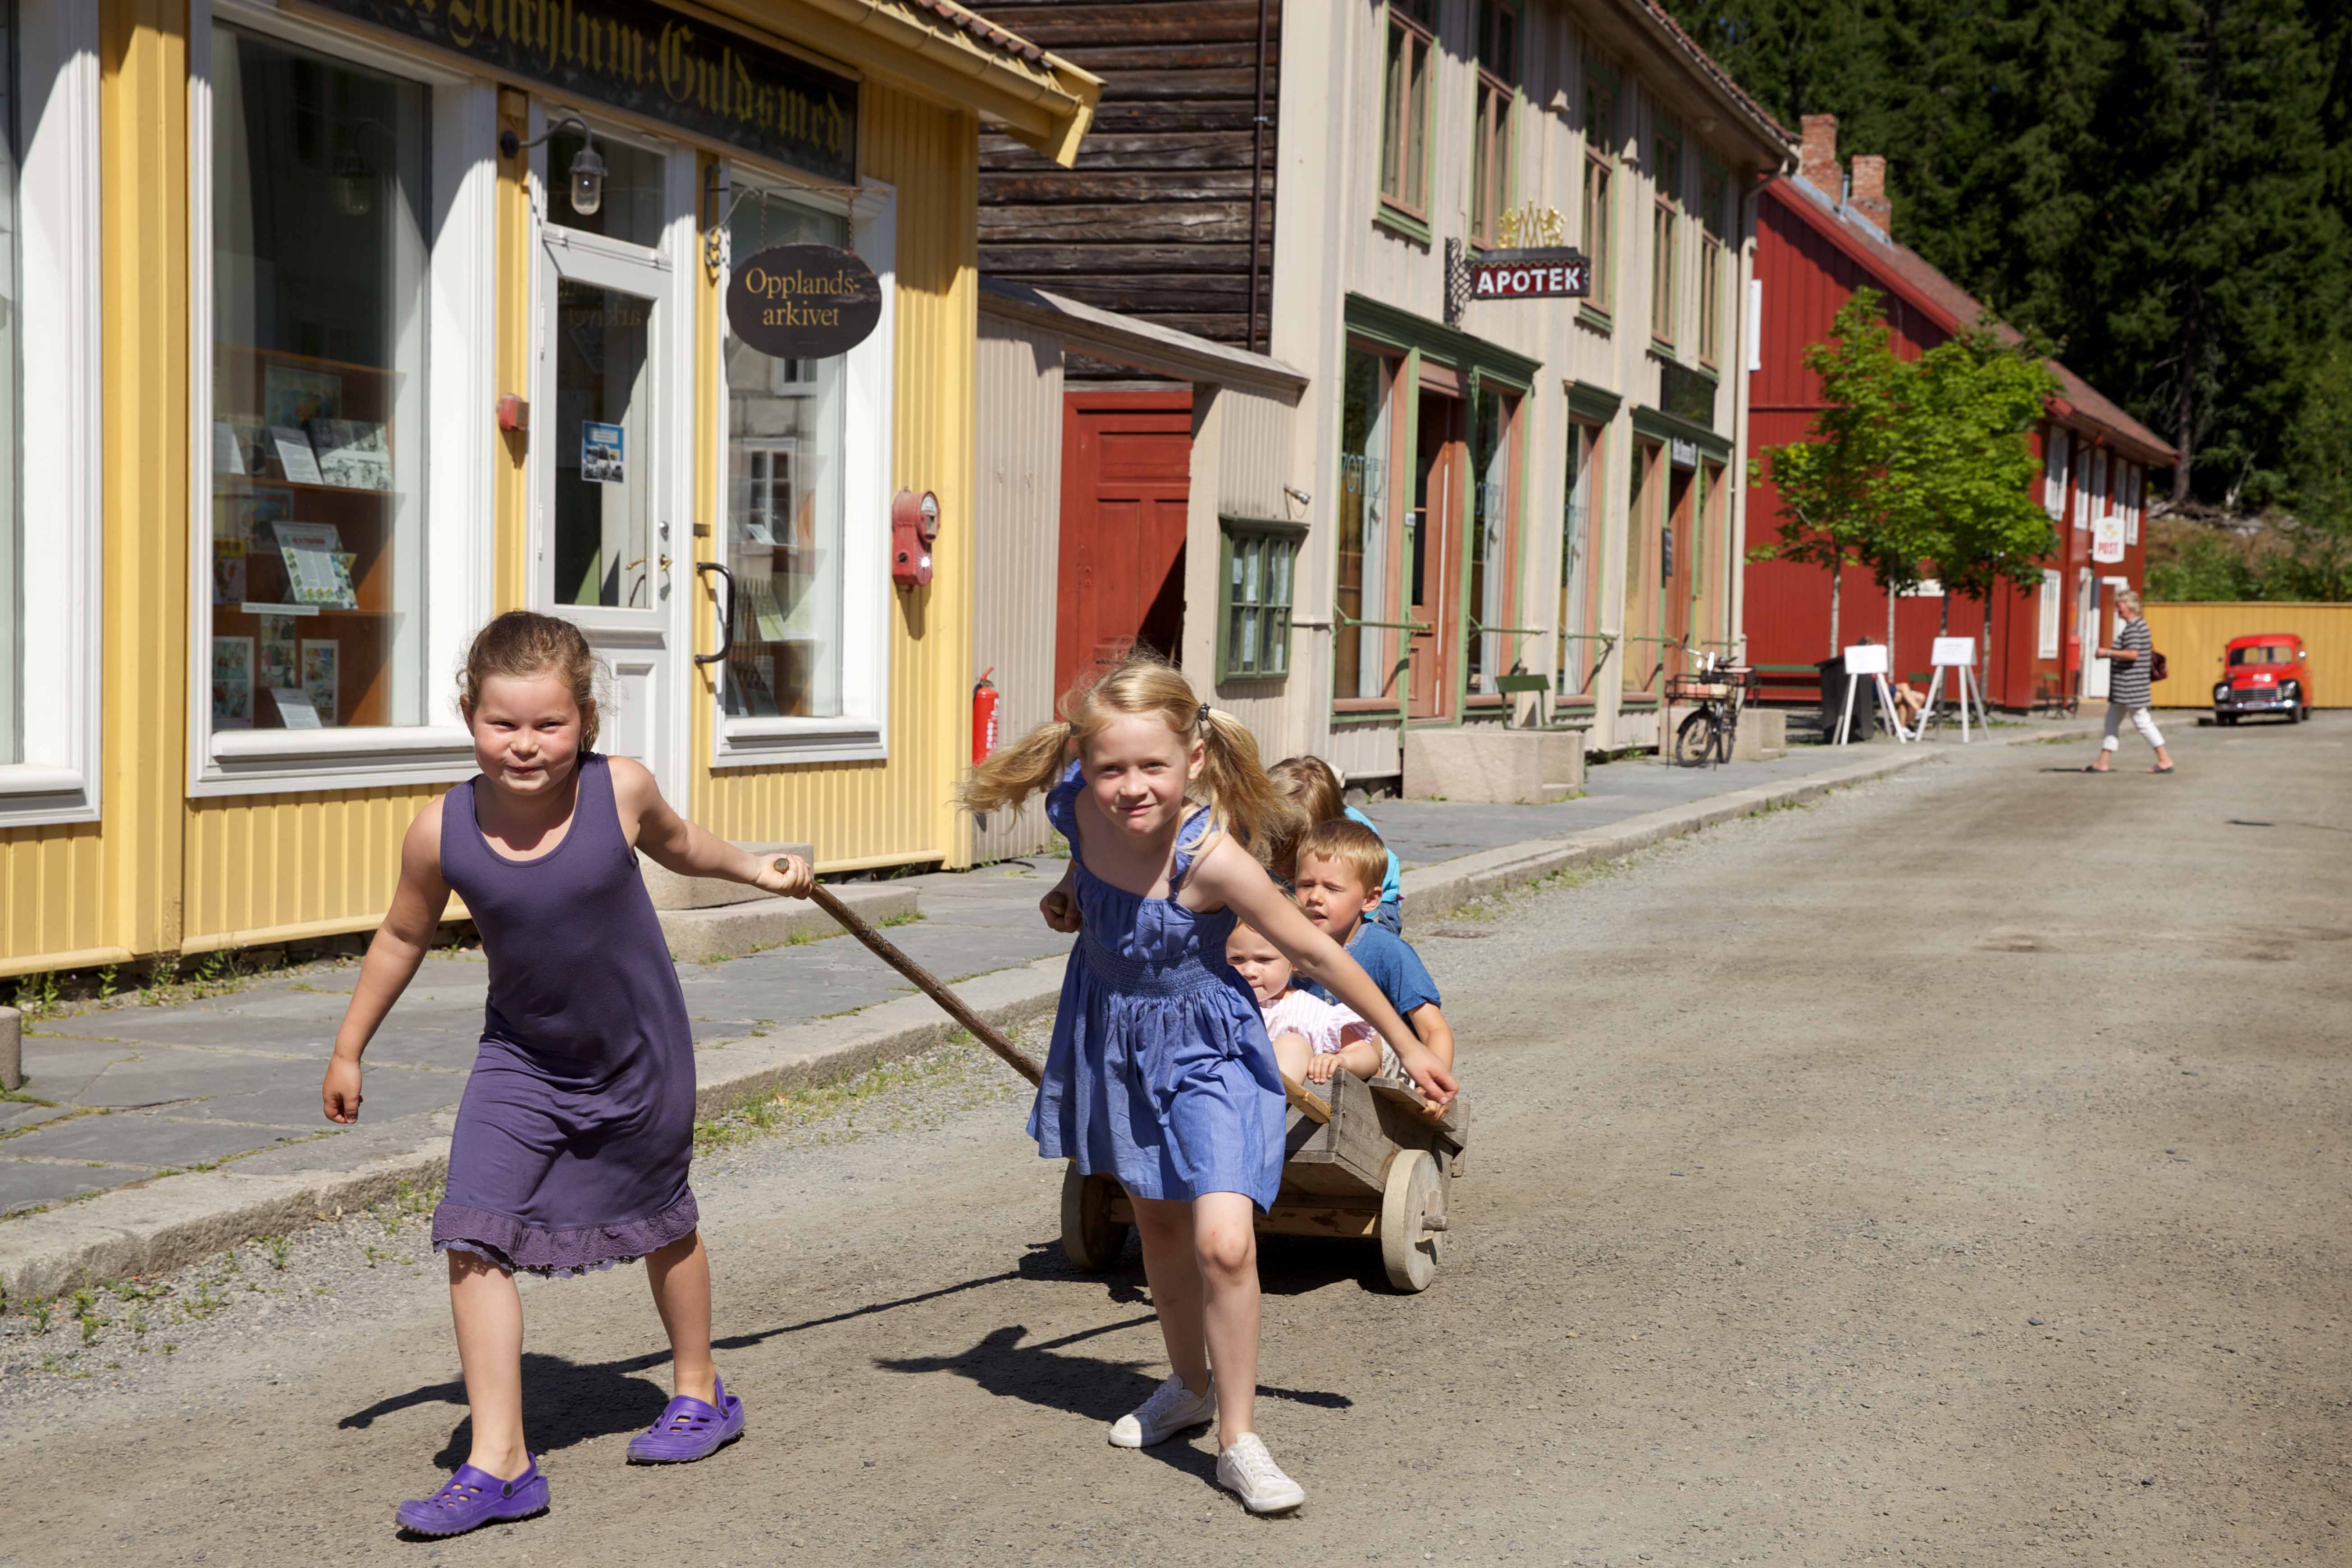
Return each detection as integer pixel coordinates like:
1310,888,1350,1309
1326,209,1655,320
2145,602,2352,708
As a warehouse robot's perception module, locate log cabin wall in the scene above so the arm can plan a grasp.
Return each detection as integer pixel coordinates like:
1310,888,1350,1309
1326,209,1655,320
977,0,1281,375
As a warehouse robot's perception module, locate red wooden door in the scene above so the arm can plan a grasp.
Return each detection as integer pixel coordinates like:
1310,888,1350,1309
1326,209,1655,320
1057,389,1193,703
1407,389,1463,719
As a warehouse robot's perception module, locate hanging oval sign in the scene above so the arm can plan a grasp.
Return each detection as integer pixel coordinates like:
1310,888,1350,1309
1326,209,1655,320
726,244,883,359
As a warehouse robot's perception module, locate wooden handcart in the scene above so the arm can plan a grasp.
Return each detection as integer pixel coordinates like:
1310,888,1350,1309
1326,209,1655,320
1060,1071,1469,1292
804,885,1469,1294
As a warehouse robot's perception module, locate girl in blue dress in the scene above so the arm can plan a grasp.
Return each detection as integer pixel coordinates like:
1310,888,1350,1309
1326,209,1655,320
962,657,1456,1514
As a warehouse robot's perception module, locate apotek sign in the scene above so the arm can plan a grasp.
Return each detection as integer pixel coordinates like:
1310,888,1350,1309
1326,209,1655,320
726,245,883,359
1467,248,1591,302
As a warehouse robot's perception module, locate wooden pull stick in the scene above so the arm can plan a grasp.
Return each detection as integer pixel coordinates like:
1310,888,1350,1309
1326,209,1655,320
1281,1073,1332,1125
807,882,1044,1087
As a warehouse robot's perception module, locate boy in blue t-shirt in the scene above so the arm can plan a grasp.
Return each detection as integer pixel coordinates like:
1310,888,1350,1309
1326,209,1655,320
1288,818,1453,1076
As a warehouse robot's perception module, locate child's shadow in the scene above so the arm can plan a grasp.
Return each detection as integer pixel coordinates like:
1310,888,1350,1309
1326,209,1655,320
340,1349,672,1467
875,1322,1350,1486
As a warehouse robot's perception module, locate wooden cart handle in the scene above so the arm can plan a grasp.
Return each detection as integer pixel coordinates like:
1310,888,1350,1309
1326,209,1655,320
807,882,1044,1087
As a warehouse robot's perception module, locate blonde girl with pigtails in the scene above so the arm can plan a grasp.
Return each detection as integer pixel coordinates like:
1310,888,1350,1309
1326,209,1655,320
961,656,1456,1515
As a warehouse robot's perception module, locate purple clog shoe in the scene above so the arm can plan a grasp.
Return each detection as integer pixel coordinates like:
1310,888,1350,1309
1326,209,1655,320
626,1375,745,1463
393,1457,549,1536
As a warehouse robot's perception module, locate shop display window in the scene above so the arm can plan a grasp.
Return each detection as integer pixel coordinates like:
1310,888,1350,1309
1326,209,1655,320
0,0,19,765
1466,384,1520,696
722,196,849,721
207,23,429,733
1334,344,1394,703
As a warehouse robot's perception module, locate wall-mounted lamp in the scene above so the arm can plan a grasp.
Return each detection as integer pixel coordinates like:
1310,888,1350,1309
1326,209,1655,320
498,116,606,217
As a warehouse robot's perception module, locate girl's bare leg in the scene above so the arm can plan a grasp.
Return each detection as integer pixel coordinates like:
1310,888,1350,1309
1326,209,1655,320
1193,1190,1262,1448
645,1230,717,1403
1270,1030,1311,1083
1129,1193,1209,1396
448,1251,531,1479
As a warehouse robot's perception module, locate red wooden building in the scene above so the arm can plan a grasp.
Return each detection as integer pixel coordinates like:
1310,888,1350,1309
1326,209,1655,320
1745,116,2176,710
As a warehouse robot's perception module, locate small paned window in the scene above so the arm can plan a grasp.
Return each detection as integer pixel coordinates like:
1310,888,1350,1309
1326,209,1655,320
1471,2,1519,249
1335,345,1397,701
1698,170,1726,366
1581,79,1615,313
1380,0,1437,219
1221,517,1304,682
1650,120,1681,348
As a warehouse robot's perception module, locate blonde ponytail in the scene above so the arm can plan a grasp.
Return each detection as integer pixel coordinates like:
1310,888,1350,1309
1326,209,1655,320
959,718,1074,814
1195,708,1302,864
961,653,1297,862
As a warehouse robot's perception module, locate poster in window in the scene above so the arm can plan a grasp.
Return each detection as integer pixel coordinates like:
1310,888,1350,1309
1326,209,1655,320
300,640,340,727
211,539,247,605
263,365,342,430
267,686,322,729
581,421,626,485
269,426,326,486
307,419,393,491
212,636,255,730
213,421,248,477
274,522,357,608
259,613,299,691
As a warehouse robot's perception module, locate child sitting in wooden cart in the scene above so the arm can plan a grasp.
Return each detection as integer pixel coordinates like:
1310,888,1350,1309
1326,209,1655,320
1226,922,1382,1085
1289,819,1455,1078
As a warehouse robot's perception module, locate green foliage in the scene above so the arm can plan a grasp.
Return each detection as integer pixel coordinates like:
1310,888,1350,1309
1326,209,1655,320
1662,0,2352,506
1757,291,2058,642
2274,341,2352,599
2146,529,2260,601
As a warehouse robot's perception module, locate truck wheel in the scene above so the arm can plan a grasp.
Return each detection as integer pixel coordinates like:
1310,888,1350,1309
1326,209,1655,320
1060,1165,1129,1271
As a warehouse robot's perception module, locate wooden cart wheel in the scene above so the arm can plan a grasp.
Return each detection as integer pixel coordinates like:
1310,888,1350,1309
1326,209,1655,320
1059,1164,1129,1271
1379,1148,1443,1292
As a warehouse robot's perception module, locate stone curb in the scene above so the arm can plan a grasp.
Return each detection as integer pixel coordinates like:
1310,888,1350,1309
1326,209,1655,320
0,729,2083,1303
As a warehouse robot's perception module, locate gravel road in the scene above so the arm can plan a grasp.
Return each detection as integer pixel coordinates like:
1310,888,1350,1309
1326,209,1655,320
2,719,2346,1566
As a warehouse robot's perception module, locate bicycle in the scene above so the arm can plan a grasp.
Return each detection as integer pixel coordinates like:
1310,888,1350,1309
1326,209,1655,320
1666,654,1754,768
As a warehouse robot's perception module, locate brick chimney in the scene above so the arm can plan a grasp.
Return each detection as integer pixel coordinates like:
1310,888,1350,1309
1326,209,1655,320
1850,154,1891,232
1799,114,1841,204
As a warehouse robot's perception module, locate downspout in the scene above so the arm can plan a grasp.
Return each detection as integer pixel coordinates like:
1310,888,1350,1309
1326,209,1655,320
1247,0,1270,353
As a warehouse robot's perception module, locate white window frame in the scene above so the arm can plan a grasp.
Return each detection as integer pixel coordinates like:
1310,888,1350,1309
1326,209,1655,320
2041,425,2069,521
0,2,104,825
709,170,895,768
186,0,497,797
2037,568,2061,660
2124,462,2141,545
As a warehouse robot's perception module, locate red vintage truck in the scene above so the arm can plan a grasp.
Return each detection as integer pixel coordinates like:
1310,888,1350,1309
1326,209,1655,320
2212,633,2315,725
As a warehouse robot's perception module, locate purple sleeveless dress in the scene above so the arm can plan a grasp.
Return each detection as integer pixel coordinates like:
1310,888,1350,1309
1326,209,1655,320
429,752,701,1276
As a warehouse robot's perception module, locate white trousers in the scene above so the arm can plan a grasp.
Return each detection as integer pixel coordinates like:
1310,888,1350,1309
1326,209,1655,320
2101,703,2165,752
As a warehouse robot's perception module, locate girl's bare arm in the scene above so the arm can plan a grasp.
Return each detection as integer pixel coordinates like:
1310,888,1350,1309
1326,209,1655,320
613,755,813,896
323,802,453,1123
1194,840,1457,1104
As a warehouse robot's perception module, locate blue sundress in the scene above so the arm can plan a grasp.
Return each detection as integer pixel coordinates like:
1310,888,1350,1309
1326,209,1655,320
1029,762,1288,1211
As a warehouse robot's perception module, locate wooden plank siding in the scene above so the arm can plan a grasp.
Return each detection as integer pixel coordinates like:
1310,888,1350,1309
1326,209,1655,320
978,0,1281,365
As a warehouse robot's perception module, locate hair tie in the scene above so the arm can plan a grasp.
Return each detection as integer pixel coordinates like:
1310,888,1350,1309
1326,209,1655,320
1197,703,1213,728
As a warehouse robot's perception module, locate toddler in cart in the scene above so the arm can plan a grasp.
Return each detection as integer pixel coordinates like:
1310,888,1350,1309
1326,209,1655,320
1225,922,1383,1085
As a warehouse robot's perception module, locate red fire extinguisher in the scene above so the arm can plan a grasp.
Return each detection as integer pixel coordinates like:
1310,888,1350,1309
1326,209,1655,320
972,667,1000,766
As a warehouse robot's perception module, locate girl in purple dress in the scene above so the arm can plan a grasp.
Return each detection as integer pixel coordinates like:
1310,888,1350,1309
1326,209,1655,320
321,612,813,1538
962,657,1456,1514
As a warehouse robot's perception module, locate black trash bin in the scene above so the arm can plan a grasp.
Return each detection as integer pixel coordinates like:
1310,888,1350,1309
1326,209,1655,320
1818,654,1875,741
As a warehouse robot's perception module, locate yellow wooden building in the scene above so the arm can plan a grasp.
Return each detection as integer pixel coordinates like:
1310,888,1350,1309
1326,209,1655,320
0,0,1094,978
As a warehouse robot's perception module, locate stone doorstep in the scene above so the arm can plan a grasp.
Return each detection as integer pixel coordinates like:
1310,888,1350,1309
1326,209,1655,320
0,725,2090,1303
1403,726,1589,806
654,881,917,964
638,842,815,911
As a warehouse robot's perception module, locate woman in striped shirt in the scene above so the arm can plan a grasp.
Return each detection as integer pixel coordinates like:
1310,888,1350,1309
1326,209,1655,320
2085,589,2176,773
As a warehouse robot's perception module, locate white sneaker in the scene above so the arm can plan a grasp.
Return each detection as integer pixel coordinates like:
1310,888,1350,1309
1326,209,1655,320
1216,1432,1306,1514
1107,1373,1216,1448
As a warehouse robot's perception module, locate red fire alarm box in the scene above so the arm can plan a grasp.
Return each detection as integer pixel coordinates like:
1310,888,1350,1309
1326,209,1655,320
891,489,940,589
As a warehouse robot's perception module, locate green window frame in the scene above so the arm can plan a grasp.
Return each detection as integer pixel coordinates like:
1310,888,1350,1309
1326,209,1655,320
1470,0,1521,250
1219,516,1305,682
1379,0,1438,230
1580,72,1617,323
1650,115,1682,350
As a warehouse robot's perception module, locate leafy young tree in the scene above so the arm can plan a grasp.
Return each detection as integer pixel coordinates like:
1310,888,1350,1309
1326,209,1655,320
1910,325,2061,634
1753,290,1914,654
